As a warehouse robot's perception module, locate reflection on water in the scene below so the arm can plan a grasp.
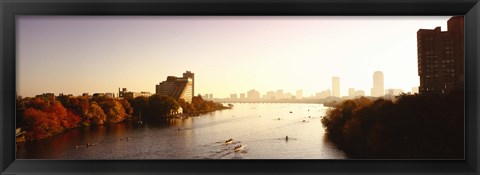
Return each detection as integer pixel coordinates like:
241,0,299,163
16,103,346,159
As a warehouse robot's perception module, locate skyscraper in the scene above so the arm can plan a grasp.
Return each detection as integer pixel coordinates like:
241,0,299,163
332,77,340,97
417,16,464,94
183,71,195,98
247,89,261,99
156,71,194,103
372,71,384,97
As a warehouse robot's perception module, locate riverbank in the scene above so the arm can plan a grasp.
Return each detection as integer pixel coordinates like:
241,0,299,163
165,105,232,119
321,90,464,159
17,94,230,142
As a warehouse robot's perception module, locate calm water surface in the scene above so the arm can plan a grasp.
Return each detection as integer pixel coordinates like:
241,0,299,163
17,103,346,159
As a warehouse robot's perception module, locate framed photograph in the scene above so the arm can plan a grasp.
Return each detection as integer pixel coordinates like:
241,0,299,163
1,0,479,174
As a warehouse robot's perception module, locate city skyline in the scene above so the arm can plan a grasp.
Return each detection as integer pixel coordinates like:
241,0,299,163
223,71,409,100
17,16,452,98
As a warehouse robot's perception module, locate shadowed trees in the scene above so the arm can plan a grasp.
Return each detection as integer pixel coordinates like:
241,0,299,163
321,91,464,159
128,95,180,121
146,95,179,120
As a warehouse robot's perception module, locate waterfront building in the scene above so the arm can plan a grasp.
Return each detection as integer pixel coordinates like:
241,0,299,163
230,94,238,99
35,93,55,101
296,89,303,99
200,94,214,100
332,77,340,97
156,72,194,103
417,16,464,94
58,93,74,98
105,93,115,98
285,93,293,99
275,89,284,99
119,88,153,99
183,71,195,98
92,93,105,98
240,93,246,99
202,94,209,100
247,89,261,99
371,71,384,97
124,92,153,99
264,91,276,100
315,89,331,99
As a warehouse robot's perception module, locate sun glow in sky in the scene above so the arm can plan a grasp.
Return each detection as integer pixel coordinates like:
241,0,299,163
17,16,452,98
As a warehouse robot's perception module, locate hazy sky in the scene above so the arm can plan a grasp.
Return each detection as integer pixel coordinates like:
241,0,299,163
17,16,452,98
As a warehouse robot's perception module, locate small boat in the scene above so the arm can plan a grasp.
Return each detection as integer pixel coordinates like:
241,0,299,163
289,111,293,113
233,144,245,152
224,138,234,144
86,143,99,147
76,142,98,149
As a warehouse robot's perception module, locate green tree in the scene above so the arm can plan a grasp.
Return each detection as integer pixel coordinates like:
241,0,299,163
146,95,179,119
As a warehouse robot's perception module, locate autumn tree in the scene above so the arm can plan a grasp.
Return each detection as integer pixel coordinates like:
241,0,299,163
23,108,63,140
87,102,107,125
98,99,127,124
119,99,133,117
22,100,81,140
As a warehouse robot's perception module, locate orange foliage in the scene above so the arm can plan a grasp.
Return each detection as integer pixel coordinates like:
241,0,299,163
23,108,63,140
22,101,81,140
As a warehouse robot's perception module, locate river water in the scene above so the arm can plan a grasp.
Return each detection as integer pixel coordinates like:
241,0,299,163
16,103,346,159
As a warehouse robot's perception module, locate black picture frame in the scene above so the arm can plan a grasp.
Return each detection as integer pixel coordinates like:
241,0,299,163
1,0,479,174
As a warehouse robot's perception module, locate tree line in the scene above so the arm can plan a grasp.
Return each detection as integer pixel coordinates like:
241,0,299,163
321,90,464,159
16,94,229,140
